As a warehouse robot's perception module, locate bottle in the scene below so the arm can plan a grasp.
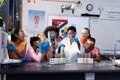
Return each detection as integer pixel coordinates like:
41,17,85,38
8,31,11,41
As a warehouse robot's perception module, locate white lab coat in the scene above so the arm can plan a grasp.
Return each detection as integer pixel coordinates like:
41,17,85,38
55,37,85,61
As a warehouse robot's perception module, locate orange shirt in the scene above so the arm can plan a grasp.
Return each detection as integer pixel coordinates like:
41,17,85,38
8,41,26,59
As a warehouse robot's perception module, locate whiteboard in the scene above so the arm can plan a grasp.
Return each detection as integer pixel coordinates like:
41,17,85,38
90,18,120,51
48,15,90,38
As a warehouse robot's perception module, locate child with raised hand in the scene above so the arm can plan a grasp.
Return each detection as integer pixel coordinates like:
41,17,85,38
56,26,84,61
37,34,52,62
84,37,101,61
80,27,91,44
26,37,42,62
7,27,27,62
43,26,60,58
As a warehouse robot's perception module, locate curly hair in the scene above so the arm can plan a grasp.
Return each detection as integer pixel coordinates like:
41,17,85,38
11,27,21,42
43,26,59,38
30,37,40,46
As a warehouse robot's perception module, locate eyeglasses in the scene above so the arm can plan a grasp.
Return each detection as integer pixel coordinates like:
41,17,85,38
86,40,94,45
18,32,25,35
35,41,40,43
68,32,76,35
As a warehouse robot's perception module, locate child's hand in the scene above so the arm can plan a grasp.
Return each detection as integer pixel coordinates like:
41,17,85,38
47,31,51,40
58,43,65,48
21,56,28,62
44,41,49,48
38,42,45,54
44,41,50,52
7,45,16,51
71,37,79,43
91,54,96,58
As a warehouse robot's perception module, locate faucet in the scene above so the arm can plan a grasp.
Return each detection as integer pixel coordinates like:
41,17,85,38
114,40,120,60
114,43,116,60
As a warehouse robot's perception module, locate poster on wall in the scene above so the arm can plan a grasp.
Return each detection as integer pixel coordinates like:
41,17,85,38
48,15,89,39
28,10,45,35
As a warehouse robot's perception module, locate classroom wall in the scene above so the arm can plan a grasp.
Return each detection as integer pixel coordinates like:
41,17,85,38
22,0,120,52
22,0,120,29
90,18,120,51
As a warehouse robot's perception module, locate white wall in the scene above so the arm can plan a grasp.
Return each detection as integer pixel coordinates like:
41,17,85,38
90,18,120,50
22,0,120,51
22,0,120,28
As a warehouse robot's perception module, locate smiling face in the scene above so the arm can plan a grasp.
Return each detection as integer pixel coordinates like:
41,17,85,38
85,40,94,50
34,40,40,48
81,29,90,39
85,38,95,52
15,29,25,42
50,30,57,39
37,34,46,42
68,30,76,39
30,37,40,49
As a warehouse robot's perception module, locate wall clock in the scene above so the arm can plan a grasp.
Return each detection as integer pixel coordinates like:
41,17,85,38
86,4,94,11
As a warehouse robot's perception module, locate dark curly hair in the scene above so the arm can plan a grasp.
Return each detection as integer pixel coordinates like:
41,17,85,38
67,26,76,33
30,37,40,46
11,27,21,42
43,26,59,38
